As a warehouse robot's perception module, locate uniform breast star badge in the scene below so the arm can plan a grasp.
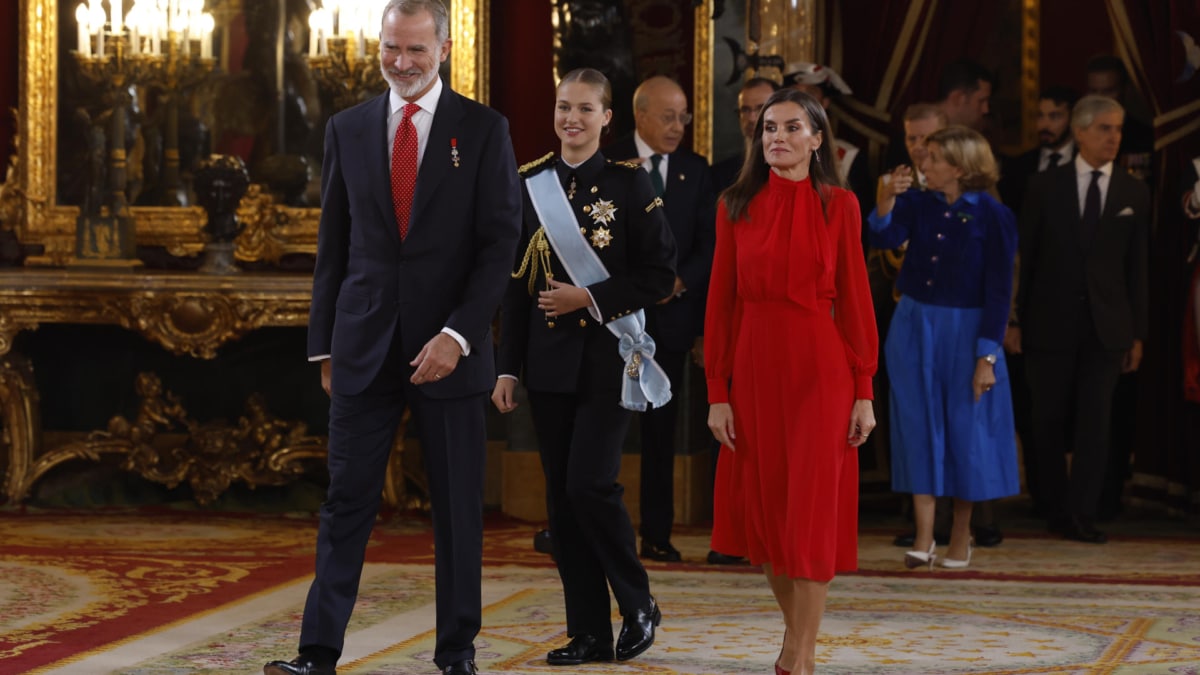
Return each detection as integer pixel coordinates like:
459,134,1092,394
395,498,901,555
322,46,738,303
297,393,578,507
589,198,617,225
590,226,613,249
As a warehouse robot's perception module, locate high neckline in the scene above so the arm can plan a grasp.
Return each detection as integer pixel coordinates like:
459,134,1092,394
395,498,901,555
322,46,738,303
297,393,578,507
768,170,812,191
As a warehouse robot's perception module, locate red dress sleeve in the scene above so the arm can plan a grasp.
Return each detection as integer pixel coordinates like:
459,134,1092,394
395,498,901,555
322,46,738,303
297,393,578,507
705,201,740,404
830,189,879,399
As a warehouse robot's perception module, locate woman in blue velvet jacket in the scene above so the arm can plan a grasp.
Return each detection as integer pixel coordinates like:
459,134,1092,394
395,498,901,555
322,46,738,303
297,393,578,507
870,125,1018,571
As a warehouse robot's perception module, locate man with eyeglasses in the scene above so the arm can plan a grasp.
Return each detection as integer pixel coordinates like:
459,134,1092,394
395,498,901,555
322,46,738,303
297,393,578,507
712,77,780,194
607,75,716,564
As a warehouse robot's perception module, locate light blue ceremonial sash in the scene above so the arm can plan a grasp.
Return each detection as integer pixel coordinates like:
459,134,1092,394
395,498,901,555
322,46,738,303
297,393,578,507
525,169,672,412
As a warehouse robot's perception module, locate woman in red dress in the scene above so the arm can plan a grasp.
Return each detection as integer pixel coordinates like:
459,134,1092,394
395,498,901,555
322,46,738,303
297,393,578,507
705,88,878,675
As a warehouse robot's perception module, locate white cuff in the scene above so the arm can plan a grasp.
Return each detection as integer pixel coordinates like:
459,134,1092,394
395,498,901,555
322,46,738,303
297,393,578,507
585,289,601,321
441,327,470,356
498,374,518,381
309,354,330,362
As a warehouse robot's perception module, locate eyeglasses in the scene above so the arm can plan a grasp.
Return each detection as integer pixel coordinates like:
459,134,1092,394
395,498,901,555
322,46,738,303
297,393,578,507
737,105,764,118
658,112,693,127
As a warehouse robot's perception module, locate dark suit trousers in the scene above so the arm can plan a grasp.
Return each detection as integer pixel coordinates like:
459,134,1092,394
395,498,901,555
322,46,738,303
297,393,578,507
300,342,486,669
1025,323,1124,522
528,389,651,639
638,346,686,544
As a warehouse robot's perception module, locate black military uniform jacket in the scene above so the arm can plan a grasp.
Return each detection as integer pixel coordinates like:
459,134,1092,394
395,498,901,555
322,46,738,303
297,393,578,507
498,150,677,395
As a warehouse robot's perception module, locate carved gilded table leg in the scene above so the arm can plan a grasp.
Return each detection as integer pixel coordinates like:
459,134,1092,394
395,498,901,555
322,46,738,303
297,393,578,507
0,354,41,503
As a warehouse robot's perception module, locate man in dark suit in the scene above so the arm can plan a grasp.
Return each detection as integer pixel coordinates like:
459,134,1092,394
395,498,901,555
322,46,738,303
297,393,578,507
265,2,521,675
606,75,715,562
1015,95,1148,544
711,76,778,193
997,85,1078,518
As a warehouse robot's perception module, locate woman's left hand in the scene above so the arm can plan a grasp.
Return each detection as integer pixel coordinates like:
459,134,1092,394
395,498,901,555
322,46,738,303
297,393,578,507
973,358,997,402
538,279,591,316
847,399,876,447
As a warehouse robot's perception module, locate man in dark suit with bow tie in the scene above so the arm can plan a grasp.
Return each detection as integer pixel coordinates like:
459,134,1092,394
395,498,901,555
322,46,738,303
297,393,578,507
264,2,521,674
1014,95,1148,545
606,76,715,562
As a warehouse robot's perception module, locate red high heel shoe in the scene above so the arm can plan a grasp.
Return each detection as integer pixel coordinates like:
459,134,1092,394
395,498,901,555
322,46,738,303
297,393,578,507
775,664,790,675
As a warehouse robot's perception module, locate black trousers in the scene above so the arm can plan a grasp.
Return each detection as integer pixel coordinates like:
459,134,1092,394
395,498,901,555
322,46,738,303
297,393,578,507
528,388,651,639
300,343,486,670
1026,327,1125,522
637,347,687,545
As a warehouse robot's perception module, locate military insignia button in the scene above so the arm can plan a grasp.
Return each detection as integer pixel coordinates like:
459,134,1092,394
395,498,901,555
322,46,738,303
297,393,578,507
579,319,587,327
590,186,599,193
583,205,592,214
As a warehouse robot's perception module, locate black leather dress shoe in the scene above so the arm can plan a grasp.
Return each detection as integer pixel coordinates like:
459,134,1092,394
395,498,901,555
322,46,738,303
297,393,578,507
640,540,682,562
263,654,337,675
706,550,747,565
1053,517,1107,544
547,634,615,665
973,524,1004,547
533,529,555,557
616,598,661,661
441,658,478,675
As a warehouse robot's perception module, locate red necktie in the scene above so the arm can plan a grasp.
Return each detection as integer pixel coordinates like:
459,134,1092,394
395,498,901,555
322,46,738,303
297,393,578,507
391,102,420,240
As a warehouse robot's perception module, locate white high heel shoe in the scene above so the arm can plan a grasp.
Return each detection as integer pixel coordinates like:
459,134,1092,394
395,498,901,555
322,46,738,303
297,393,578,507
904,541,937,569
940,538,974,569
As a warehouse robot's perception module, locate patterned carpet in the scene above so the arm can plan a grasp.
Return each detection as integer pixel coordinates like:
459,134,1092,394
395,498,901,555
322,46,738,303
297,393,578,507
3,509,1200,674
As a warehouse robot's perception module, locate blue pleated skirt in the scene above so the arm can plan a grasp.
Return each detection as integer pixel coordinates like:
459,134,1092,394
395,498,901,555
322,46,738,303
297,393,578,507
885,296,1020,500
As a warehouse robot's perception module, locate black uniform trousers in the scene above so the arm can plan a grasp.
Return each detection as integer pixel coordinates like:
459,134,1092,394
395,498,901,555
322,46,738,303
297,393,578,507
300,336,486,670
1025,305,1125,522
637,346,687,545
528,388,651,639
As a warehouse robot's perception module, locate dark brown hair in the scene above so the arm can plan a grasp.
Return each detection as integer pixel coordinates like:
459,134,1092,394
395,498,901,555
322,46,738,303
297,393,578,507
721,88,842,222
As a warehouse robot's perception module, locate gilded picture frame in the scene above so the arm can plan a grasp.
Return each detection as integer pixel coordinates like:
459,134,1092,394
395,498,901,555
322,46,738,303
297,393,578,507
12,0,490,267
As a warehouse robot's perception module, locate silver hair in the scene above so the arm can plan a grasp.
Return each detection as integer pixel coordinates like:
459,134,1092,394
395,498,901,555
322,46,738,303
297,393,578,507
382,0,450,44
1071,95,1124,130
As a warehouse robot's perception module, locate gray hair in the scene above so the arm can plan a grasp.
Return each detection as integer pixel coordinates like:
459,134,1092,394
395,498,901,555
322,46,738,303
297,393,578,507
1071,95,1124,130
382,0,450,44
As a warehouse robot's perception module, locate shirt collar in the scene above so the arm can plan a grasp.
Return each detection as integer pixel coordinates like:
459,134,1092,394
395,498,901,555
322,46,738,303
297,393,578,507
633,132,659,160
1074,152,1113,177
933,190,981,207
389,76,443,118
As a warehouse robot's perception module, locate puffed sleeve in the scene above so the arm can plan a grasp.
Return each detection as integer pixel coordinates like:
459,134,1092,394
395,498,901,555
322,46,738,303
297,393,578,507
832,190,879,399
705,200,740,404
976,196,1018,357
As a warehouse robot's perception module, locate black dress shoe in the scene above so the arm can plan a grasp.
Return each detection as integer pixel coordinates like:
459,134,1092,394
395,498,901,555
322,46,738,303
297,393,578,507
640,539,682,562
706,550,747,565
1053,517,1107,544
442,659,478,675
973,524,1004,547
533,529,555,557
892,531,950,548
546,634,614,665
616,598,661,661
263,654,337,675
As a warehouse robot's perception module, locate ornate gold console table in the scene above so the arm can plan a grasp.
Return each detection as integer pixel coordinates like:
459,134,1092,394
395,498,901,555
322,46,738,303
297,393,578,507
0,270,414,507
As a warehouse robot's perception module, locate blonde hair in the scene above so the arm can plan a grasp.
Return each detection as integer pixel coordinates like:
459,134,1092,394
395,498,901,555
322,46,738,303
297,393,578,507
926,125,999,192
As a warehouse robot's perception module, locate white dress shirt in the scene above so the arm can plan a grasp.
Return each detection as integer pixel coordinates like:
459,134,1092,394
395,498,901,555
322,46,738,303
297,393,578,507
1039,140,1075,172
634,132,668,191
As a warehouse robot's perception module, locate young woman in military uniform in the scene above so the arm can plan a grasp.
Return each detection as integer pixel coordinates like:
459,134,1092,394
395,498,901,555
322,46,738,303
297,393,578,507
491,67,677,666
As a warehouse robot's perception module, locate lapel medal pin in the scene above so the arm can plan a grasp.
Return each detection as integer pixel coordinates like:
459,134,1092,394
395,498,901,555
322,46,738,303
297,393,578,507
451,138,460,167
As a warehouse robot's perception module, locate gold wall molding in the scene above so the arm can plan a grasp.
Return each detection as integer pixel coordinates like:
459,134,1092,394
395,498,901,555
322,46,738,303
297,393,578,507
693,1,713,160
8,0,487,265
0,269,313,359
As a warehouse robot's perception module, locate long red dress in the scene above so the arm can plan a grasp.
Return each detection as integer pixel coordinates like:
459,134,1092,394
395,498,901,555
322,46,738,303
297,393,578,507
705,172,878,581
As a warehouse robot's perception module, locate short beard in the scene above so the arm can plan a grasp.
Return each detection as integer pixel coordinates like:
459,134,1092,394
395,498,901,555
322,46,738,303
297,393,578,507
1039,128,1070,149
383,66,438,99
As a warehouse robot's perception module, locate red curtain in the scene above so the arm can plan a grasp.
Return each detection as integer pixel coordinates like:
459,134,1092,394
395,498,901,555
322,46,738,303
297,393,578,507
489,0,557,164
1109,0,1200,514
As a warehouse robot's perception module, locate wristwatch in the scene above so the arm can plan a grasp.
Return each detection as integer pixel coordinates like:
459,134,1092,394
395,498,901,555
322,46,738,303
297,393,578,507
981,353,997,365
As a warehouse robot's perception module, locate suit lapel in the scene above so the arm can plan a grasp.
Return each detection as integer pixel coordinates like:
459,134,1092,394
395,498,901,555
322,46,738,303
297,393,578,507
364,93,401,247
410,83,464,232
